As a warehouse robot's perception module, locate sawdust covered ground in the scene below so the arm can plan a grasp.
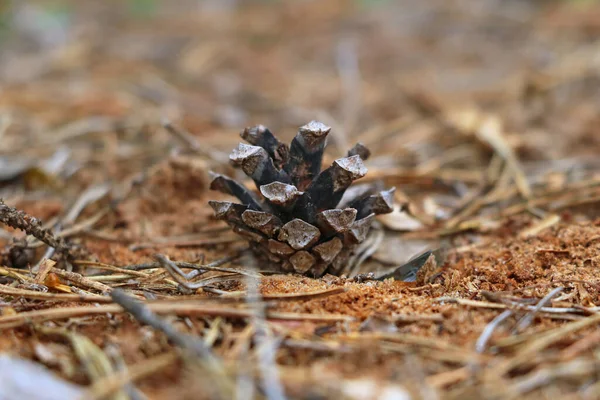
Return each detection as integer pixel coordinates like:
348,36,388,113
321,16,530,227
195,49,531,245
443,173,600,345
2,1,600,399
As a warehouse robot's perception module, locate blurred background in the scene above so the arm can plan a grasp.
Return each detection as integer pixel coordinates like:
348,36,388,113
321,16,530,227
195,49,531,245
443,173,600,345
1,0,599,159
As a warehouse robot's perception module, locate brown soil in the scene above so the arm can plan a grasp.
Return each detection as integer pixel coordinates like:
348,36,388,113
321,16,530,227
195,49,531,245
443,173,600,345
2,1,600,399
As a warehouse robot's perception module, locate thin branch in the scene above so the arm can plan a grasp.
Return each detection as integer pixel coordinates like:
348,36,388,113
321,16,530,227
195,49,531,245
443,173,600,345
0,199,73,256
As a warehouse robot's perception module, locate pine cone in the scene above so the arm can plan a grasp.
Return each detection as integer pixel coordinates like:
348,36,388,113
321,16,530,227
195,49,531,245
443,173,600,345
208,121,394,277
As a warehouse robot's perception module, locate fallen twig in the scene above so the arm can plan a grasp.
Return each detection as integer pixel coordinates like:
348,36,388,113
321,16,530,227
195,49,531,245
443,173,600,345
50,267,113,294
0,200,74,257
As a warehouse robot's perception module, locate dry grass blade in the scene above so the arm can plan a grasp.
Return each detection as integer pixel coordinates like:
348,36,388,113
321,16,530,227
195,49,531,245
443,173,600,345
73,260,151,277
475,115,531,199
426,367,472,389
518,214,561,238
123,252,255,276
244,256,287,400
155,253,252,290
215,286,347,301
560,330,600,361
343,332,468,353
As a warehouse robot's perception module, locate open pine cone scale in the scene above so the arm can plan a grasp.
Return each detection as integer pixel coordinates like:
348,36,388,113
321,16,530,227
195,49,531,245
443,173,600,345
209,121,395,277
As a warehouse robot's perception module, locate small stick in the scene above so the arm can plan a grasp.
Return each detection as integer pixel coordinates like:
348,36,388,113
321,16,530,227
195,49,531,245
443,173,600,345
73,261,151,278
202,286,347,302
0,266,34,283
120,252,254,276
62,184,111,225
157,256,243,291
34,259,55,284
50,267,113,294
518,214,561,238
0,200,72,256
58,207,111,239
104,344,145,400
